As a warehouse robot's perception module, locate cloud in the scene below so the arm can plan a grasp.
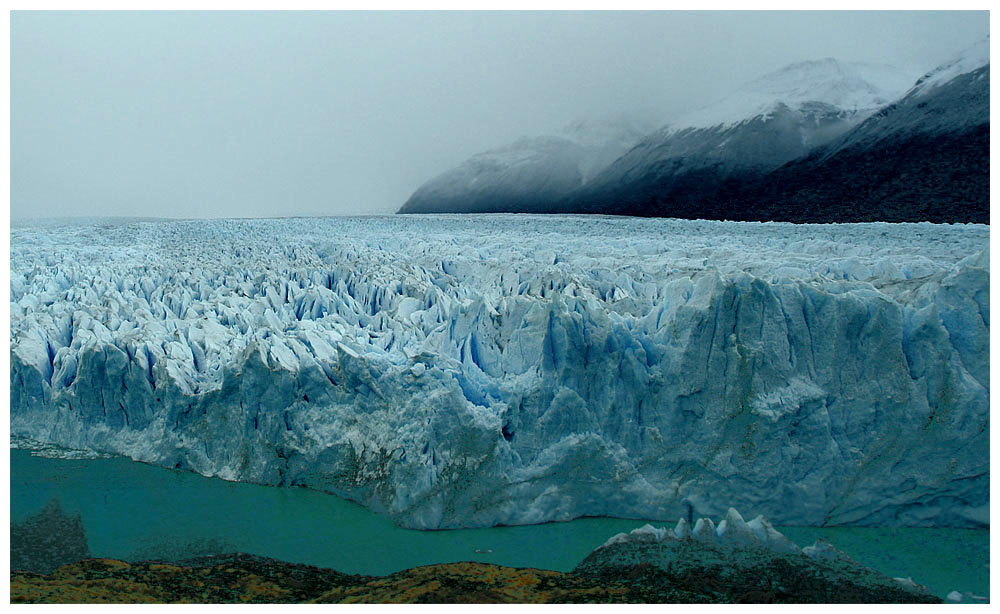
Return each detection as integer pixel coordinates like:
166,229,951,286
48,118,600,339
10,10,989,219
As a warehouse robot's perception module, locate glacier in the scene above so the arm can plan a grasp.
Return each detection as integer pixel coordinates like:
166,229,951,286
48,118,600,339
9,215,989,529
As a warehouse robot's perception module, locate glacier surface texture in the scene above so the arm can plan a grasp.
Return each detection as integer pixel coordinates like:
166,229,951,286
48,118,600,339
10,215,989,529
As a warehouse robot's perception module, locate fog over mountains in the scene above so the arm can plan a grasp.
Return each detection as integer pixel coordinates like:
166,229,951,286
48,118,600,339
399,116,655,215
399,40,989,224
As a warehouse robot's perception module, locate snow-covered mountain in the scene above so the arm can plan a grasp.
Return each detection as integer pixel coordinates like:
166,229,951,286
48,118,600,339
908,37,989,97
398,43,988,223
10,216,989,530
671,58,914,130
398,116,653,214
566,58,919,216
730,39,990,223
847,38,989,139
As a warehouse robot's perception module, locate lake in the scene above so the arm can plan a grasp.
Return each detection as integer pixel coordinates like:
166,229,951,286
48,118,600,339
10,447,988,601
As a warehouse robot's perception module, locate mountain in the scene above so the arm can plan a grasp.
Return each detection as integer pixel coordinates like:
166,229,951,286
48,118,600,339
729,39,990,223
566,59,918,217
397,42,989,223
397,116,653,214
568,42,989,222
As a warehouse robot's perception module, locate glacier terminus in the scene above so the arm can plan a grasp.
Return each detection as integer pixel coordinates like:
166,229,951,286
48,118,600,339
9,214,989,530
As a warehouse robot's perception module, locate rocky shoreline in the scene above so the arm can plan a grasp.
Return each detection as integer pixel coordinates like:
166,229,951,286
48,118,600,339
10,552,940,604
11,508,942,604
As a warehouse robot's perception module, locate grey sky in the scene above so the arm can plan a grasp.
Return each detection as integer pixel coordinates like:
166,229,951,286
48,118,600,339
11,11,989,219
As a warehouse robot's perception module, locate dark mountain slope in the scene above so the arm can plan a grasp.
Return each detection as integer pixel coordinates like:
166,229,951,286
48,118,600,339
567,62,988,223
729,64,990,224
397,47,988,223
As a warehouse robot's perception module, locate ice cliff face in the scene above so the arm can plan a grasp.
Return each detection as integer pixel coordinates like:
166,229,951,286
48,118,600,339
10,215,989,529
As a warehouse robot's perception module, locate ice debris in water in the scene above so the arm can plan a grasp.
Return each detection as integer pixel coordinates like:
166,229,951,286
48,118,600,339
10,435,114,460
946,590,989,603
9,215,990,529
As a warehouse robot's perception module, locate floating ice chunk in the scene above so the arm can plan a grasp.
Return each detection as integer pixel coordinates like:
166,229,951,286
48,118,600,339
892,577,930,594
946,591,964,602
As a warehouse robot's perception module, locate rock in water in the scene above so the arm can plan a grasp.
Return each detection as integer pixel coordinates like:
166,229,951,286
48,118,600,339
11,500,91,575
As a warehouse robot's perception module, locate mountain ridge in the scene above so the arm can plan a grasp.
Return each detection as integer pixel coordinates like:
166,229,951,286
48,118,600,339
398,42,989,223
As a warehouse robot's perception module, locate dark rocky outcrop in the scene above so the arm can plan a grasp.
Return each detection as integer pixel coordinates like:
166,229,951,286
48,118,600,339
11,499,91,575
573,508,940,604
11,508,942,603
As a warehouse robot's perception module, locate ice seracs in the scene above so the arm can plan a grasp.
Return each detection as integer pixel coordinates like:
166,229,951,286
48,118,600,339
601,507,808,560
9,215,990,529
692,517,718,543
598,508,800,555
746,514,799,554
581,507,938,602
715,507,758,548
672,517,691,540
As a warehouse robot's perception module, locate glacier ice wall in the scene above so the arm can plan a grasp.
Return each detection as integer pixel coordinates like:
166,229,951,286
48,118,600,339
10,215,989,529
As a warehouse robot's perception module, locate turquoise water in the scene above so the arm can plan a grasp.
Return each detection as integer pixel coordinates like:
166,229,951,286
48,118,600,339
10,449,988,600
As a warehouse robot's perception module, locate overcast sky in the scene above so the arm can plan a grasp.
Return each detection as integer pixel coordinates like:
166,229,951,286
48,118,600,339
11,10,989,219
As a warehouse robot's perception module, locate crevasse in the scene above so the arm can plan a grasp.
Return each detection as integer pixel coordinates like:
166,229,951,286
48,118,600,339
10,215,989,529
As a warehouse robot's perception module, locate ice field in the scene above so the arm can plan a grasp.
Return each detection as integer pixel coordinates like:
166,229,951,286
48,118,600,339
10,215,989,529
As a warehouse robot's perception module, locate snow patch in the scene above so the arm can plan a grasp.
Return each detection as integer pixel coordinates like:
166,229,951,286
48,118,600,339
674,58,918,130
910,38,989,96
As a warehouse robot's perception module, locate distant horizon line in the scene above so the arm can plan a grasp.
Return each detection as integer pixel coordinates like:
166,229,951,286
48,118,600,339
9,212,405,223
